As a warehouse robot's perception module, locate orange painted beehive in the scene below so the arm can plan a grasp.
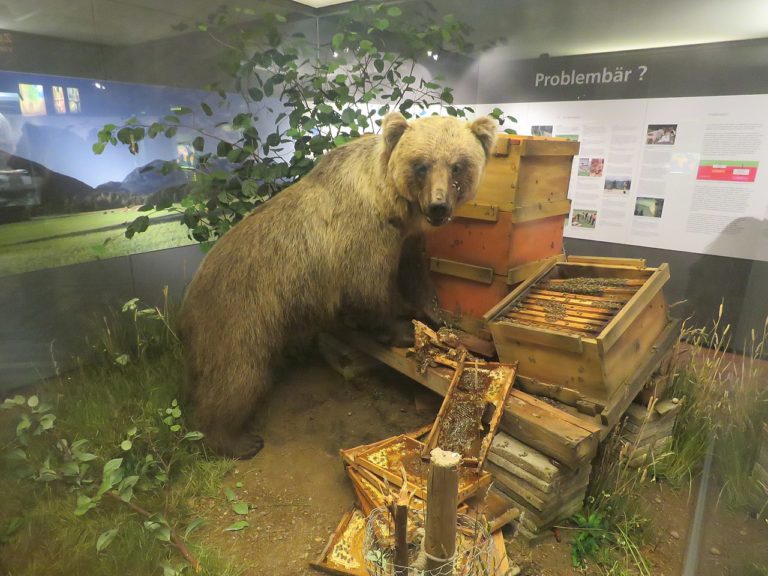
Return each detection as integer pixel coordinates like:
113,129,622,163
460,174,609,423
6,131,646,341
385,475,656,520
426,134,580,335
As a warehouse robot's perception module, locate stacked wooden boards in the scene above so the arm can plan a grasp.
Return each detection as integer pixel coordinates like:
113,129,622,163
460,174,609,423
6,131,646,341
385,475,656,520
620,400,681,468
487,431,591,538
426,134,580,336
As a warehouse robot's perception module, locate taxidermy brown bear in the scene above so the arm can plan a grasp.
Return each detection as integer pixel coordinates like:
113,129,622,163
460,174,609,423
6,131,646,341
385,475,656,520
179,112,496,458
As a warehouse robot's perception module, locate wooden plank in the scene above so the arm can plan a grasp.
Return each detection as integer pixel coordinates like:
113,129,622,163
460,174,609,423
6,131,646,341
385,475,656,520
524,292,626,310
531,288,631,303
489,431,561,482
453,201,499,222
519,301,615,321
545,278,646,287
507,198,572,223
507,255,566,286
503,316,598,337
555,261,655,279
509,389,601,435
430,257,495,285
318,332,379,380
486,453,556,494
492,321,586,353
567,255,647,269
503,392,600,469
492,531,511,575
514,375,605,415
507,308,606,331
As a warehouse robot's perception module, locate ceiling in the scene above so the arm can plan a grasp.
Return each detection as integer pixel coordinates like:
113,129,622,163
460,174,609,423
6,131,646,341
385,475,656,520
0,0,766,57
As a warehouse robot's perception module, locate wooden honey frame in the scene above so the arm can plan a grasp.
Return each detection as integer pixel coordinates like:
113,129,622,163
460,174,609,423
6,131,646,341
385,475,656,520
354,435,492,503
420,357,516,469
311,507,369,576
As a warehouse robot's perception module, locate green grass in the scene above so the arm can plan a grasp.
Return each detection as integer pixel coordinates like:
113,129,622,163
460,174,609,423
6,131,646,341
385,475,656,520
0,295,240,576
0,208,180,247
655,312,768,513
0,218,195,277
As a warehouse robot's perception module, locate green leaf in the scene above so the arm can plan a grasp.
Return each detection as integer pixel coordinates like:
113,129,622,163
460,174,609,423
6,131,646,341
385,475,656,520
224,520,249,532
182,431,204,442
192,136,205,152
274,13,287,23
331,33,344,50
232,502,249,515
103,458,123,477
115,354,130,366
96,528,118,553
184,518,205,539
374,18,389,30
387,6,402,16
38,413,55,431
27,396,39,408
92,142,106,154
224,487,236,502
120,440,133,451
359,39,373,52
201,102,213,116
74,495,97,516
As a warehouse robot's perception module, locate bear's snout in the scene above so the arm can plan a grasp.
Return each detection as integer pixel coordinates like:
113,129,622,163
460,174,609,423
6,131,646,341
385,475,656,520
426,201,451,226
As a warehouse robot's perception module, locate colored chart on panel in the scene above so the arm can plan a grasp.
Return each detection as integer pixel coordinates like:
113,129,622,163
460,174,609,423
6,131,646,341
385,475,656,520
697,160,759,182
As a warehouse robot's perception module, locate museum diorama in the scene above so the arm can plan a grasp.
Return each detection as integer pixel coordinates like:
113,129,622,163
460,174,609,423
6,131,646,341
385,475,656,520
0,1,766,575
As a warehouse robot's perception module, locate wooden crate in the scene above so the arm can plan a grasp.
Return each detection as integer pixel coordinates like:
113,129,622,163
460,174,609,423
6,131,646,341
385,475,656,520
476,134,580,211
486,257,671,419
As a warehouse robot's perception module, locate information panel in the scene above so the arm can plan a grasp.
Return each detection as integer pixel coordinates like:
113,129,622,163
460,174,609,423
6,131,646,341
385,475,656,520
477,95,768,262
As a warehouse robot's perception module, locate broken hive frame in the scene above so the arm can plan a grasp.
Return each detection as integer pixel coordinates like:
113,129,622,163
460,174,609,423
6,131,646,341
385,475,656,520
335,329,602,470
354,435,492,504
311,506,368,576
420,355,517,469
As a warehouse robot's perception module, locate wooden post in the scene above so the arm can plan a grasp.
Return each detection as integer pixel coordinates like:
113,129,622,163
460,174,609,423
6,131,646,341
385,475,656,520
389,477,411,576
425,448,461,574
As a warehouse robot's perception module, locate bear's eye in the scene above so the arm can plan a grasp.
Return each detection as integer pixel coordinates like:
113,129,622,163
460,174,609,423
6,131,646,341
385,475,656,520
452,163,464,177
413,162,429,178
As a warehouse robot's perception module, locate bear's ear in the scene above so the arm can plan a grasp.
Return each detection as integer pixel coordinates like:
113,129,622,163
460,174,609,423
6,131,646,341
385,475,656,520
469,116,497,160
382,112,409,155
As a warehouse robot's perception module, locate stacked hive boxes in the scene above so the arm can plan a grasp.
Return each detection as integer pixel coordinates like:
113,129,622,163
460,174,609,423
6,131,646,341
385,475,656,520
426,134,580,337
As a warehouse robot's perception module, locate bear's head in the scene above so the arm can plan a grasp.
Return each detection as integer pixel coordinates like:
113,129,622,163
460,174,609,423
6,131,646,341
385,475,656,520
382,112,496,227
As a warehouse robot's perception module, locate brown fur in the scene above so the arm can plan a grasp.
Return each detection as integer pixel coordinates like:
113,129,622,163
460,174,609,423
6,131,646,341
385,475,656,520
179,113,496,458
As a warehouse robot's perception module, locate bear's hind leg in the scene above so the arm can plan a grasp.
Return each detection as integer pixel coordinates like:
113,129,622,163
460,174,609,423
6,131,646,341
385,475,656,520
191,351,271,460
203,426,265,460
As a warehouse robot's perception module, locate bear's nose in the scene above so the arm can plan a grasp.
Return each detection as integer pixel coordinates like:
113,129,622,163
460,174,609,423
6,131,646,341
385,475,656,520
427,201,450,222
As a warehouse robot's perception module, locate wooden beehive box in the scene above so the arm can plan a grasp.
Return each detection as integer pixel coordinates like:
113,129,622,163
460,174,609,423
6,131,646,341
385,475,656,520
485,256,670,417
476,133,580,213
425,134,579,336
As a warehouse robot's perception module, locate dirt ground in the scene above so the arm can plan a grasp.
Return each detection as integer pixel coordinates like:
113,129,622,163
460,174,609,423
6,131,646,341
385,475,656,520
190,357,768,576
